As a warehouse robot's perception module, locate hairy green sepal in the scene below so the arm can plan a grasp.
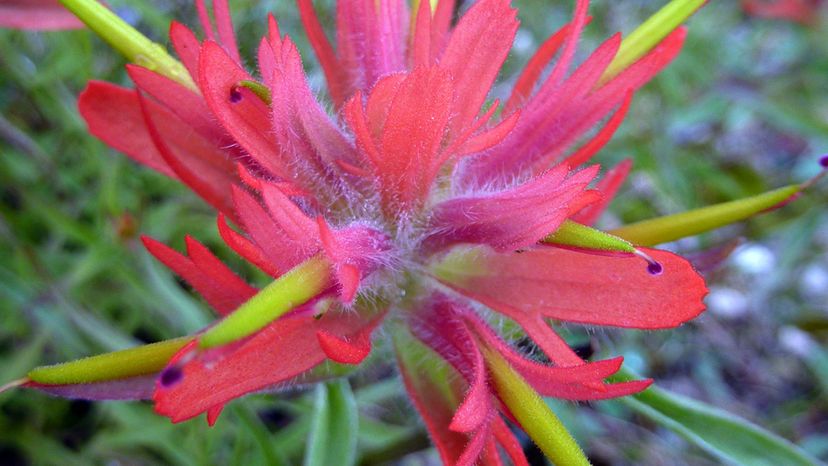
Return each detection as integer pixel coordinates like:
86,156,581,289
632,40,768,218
199,256,332,349
544,219,636,253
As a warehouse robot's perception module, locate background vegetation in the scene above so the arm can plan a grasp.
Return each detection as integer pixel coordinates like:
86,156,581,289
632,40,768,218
1,1,826,464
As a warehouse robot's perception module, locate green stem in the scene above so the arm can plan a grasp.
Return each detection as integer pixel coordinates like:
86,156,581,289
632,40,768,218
58,0,196,90
199,255,333,349
482,346,591,466
600,0,706,84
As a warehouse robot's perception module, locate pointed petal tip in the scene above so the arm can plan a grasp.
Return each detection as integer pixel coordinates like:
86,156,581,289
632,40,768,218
153,401,189,424
316,329,371,365
207,404,225,426
622,377,654,395
169,19,186,31
448,391,489,433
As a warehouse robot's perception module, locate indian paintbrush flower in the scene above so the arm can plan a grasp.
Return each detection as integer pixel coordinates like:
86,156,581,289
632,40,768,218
4,0,822,464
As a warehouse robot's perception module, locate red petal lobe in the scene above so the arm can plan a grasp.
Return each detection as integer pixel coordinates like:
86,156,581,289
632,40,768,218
437,246,708,329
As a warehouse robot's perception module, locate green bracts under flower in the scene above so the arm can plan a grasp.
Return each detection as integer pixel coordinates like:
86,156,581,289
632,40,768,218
27,337,190,385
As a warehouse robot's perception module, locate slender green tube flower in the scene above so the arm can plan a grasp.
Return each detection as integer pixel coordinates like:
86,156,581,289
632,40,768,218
57,0,196,89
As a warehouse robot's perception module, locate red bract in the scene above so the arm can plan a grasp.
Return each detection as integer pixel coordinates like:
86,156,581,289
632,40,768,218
741,0,824,23
27,1,708,464
0,0,83,30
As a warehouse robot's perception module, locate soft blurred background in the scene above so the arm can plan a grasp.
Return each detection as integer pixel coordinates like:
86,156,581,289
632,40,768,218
1,0,827,464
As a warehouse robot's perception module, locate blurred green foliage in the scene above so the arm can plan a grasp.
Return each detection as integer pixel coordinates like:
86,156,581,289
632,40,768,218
1,1,827,464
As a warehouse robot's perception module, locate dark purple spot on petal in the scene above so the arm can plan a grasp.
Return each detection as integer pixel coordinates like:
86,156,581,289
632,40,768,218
159,366,183,387
229,87,243,103
819,155,828,168
634,249,664,276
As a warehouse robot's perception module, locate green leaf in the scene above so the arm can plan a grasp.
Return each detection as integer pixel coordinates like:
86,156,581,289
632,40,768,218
304,379,359,466
357,418,427,464
233,405,290,466
613,367,824,466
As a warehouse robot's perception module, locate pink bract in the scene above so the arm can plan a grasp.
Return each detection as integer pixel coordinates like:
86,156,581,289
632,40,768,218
0,0,84,30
